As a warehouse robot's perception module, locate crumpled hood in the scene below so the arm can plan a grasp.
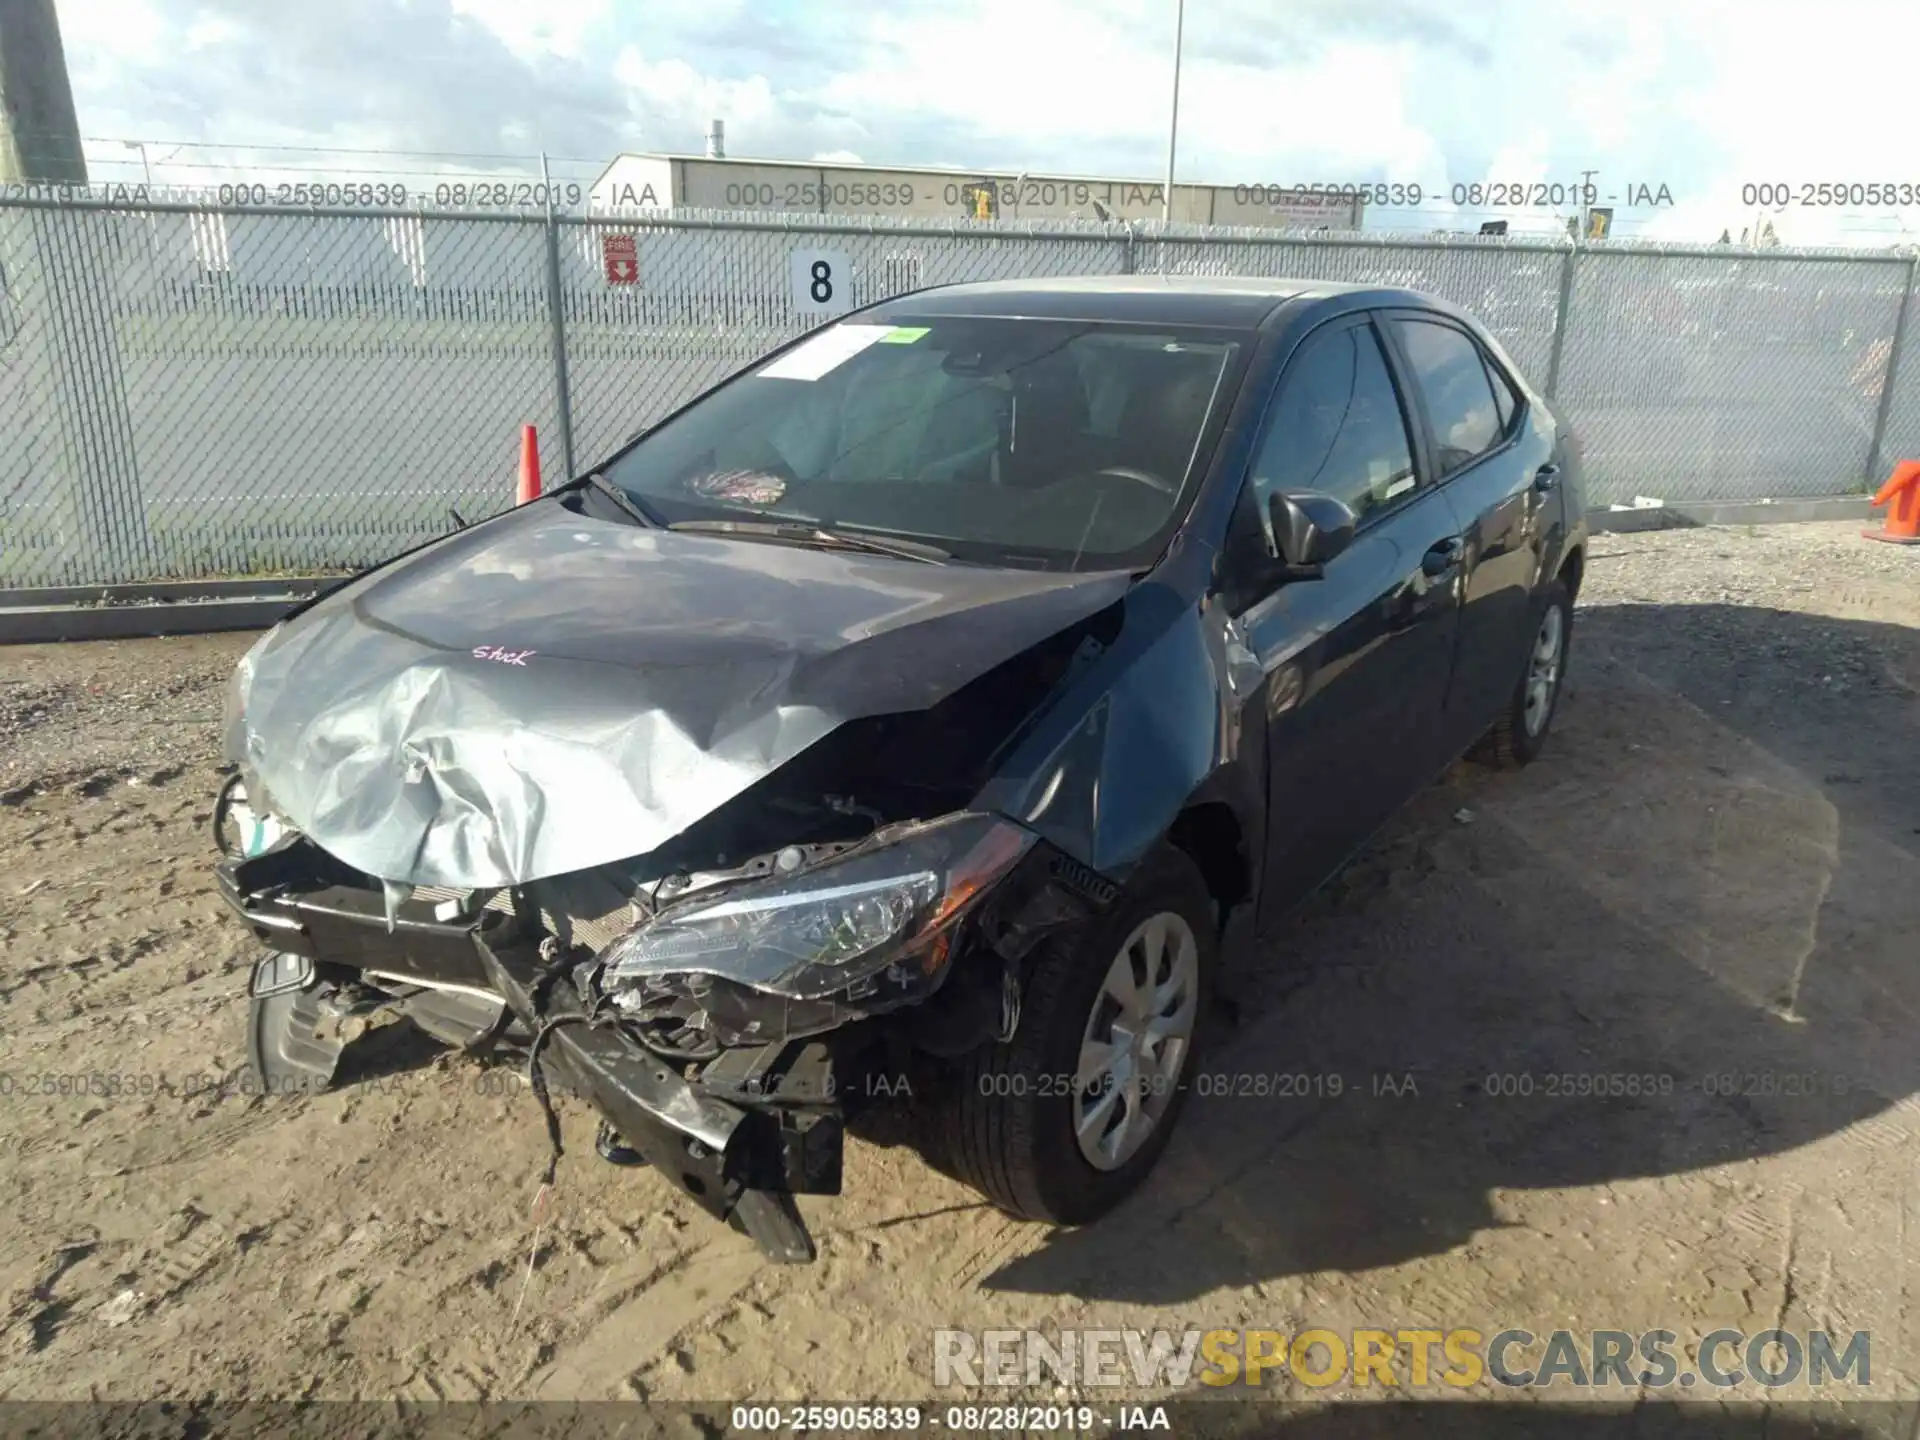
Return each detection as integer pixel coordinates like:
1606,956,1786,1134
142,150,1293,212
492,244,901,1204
226,501,1132,888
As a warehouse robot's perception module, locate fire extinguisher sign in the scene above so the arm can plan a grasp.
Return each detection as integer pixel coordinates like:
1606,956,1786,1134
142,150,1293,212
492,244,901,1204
789,249,853,316
602,233,639,285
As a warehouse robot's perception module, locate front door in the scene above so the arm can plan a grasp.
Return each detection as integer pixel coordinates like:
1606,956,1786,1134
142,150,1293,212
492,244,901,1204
1224,314,1466,927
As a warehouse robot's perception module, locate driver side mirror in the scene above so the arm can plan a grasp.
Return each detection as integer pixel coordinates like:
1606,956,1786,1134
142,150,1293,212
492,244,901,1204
1264,490,1357,581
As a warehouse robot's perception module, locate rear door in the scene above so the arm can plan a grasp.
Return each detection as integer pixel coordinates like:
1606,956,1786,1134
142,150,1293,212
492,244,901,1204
1381,313,1555,748
1223,314,1467,925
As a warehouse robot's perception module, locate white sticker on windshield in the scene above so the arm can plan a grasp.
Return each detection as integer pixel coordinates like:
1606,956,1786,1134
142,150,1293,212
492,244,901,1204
758,324,893,381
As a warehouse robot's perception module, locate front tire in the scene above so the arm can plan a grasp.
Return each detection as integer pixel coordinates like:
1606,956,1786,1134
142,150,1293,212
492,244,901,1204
943,845,1216,1225
1472,578,1572,768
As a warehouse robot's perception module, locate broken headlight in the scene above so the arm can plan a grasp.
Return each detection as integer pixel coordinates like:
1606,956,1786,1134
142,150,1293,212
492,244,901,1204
222,624,278,768
213,779,292,859
601,813,1033,1006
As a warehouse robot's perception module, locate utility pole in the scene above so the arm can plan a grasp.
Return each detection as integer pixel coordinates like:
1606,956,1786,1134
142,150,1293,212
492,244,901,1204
2,3,147,587
1162,0,1184,224
0,0,88,183
539,150,577,480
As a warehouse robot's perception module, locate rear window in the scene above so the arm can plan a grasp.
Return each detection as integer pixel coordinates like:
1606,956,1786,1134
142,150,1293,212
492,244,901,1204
1392,319,1503,476
1483,350,1521,435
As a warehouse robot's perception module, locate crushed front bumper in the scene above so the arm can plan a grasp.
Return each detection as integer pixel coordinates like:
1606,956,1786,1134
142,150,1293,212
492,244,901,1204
215,839,840,1261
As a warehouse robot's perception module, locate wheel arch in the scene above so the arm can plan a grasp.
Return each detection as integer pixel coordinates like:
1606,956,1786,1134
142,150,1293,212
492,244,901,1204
1165,799,1252,925
1557,542,1586,602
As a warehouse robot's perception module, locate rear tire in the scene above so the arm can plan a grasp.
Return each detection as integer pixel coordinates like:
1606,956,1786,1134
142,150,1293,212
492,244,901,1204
1472,578,1572,769
942,845,1216,1225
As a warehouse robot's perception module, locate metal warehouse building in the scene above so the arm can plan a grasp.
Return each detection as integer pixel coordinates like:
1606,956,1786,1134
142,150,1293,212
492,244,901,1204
590,147,1365,231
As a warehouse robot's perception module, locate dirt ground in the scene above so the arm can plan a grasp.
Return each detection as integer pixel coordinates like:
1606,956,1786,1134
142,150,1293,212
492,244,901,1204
2,520,1918,1423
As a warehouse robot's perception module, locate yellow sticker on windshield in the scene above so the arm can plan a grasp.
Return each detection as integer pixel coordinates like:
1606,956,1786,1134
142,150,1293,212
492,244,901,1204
879,326,930,343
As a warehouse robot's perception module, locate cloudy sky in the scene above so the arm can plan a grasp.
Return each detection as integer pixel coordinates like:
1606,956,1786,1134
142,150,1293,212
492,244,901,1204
53,0,1920,246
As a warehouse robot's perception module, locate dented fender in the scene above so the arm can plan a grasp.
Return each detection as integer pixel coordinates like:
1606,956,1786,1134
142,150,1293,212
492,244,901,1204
973,537,1267,934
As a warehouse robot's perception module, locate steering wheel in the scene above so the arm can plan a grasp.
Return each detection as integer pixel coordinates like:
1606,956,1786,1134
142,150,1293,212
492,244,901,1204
1092,465,1178,496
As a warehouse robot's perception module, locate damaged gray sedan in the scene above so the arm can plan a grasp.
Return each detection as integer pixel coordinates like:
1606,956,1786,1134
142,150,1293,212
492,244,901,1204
214,276,1587,1261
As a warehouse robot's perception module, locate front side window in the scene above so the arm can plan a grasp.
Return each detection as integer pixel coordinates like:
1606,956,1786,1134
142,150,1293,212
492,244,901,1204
1246,320,1417,525
601,316,1244,571
1393,318,1502,475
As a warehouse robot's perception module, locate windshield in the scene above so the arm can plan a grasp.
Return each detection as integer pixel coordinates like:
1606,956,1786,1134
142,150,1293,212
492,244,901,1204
600,316,1245,570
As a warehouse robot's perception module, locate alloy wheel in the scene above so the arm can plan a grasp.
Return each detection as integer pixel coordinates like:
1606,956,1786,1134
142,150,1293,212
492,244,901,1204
1523,604,1565,737
1072,910,1200,1172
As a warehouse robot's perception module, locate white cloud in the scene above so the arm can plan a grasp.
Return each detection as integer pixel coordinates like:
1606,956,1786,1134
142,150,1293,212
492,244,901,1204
59,0,168,56
53,0,1920,247
447,0,610,60
611,46,783,135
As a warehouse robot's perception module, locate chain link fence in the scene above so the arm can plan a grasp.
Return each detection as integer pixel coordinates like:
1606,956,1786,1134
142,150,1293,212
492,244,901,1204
3,198,1918,586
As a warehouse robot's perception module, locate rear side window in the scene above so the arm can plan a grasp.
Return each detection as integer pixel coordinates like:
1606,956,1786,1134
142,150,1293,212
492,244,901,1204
1248,321,1417,524
1393,319,1503,476
1483,350,1521,435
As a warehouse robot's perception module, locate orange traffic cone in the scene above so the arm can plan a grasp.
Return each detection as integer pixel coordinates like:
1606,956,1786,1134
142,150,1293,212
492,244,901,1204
1863,458,1920,545
516,425,542,505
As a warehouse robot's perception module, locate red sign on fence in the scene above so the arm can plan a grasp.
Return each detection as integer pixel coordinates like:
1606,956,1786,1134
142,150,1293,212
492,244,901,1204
602,233,639,286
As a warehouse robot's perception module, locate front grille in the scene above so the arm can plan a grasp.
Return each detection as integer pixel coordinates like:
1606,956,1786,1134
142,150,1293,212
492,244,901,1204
564,907,641,954
412,883,511,916
412,885,636,954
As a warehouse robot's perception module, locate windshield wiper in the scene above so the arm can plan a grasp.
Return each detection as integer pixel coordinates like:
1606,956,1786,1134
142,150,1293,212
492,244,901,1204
581,471,663,528
668,519,950,563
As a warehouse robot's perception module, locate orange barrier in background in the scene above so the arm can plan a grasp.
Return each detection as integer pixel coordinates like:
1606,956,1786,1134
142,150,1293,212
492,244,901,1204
517,425,542,505
1864,458,1920,545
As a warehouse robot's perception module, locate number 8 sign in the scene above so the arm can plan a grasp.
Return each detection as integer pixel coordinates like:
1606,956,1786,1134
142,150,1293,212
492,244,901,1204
789,249,853,316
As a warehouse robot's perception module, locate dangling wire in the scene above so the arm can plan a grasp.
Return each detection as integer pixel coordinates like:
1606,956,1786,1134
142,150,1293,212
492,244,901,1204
507,1179,551,1336
523,939,620,1187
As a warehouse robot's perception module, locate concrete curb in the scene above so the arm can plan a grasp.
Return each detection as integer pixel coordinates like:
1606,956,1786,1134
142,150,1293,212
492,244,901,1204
1586,496,1873,533
0,597,311,645
0,576,336,607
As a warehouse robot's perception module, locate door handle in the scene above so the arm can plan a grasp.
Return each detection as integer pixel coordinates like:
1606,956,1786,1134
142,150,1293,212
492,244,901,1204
1421,536,1465,578
1533,462,1561,494
1389,538,1465,631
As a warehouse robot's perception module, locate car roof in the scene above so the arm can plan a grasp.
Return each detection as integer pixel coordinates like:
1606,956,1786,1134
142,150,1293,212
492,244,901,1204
867,275,1447,330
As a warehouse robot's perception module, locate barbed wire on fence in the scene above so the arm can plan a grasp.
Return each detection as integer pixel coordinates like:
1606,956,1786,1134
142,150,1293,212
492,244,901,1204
8,129,1914,243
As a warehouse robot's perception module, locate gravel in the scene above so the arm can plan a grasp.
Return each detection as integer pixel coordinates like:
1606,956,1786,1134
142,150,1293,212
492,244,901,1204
0,632,255,804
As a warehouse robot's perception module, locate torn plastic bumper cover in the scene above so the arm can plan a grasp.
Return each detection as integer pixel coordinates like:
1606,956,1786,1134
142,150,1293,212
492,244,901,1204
214,840,841,1260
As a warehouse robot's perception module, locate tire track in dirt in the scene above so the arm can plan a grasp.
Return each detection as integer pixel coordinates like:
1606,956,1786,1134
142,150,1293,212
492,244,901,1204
939,1212,1032,1292
114,1100,288,1175
531,1237,767,1398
